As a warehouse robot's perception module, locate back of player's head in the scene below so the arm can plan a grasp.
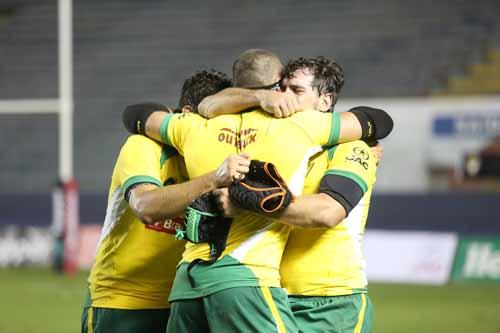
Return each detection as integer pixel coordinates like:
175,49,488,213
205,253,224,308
178,69,232,113
282,56,345,105
232,49,283,88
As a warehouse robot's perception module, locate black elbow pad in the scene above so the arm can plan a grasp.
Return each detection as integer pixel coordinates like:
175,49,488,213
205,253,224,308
319,174,364,215
349,106,394,142
122,102,169,135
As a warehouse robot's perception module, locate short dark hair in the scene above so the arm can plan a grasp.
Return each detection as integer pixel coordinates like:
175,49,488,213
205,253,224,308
232,49,283,88
282,56,345,100
178,69,232,112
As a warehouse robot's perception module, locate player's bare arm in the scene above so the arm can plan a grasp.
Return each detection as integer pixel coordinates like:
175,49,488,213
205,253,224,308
198,87,364,137
275,193,347,228
123,104,393,148
282,141,383,227
129,153,250,224
199,101,392,145
214,143,381,228
214,187,345,228
198,88,303,119
272,142,381,227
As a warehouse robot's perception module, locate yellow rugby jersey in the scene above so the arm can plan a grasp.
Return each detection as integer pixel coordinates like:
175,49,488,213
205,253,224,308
161,110,340,184
280,140,377,296
88,135,188,309
159,110,342,301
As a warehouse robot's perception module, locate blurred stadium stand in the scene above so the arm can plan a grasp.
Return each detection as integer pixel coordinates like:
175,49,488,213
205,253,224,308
0,0,500,192
437,49,500,95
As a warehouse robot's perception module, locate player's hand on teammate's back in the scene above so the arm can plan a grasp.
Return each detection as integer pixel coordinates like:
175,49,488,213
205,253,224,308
214,153,251,187
213,188,242,217
256,90,302,118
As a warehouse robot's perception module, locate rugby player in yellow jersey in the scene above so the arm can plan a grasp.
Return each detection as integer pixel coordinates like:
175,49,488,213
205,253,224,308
123,50,392,332
81,70,252,333
279,58,378,333
214,57,383,333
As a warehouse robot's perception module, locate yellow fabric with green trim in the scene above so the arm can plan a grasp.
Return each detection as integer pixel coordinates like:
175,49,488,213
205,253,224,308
280,140,377,296
160,110,341,292
89,135,188,309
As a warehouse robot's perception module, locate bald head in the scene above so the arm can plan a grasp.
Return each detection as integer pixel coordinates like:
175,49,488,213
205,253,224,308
232,49,283,88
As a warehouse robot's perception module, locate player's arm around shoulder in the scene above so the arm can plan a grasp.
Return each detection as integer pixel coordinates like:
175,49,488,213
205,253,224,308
198,87,261,118
199,88,303,119
301,106,393,149
148,111,201,154
338,106,394,144
121,103,200,153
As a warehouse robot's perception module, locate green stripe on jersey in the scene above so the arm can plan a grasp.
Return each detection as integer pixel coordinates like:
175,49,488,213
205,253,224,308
160,145,178,167
325,112,341,147
327,145,338,161
324,169,368,193
160,113,175,146
123,175,161,196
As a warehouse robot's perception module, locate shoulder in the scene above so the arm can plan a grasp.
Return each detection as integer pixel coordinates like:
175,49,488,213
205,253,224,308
287,110,334,132
327,140,377,182
123,134,162,150
329,140,371,160
168,112,205,126
119,135,164,160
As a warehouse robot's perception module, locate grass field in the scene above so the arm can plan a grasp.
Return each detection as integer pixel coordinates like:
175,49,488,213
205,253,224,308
1,267,499,333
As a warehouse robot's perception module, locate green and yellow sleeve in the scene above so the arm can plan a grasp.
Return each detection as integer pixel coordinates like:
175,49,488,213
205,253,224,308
325,140,377,192
114,135,163,195
159,113,199,154
294,111,341,148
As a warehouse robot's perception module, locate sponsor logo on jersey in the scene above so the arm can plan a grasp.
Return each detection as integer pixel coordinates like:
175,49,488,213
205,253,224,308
145,217,185,235
217,128,258,149
346,146,369,170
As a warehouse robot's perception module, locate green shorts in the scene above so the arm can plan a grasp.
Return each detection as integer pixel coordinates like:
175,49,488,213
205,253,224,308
167,286,298,333
288,293,373,333
81,306,170,333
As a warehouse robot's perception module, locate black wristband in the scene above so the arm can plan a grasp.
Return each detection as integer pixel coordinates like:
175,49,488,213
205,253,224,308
122,102,169,135
349,106,394,142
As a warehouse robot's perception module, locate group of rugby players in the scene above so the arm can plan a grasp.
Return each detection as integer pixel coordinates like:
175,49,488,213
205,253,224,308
81,49,393,333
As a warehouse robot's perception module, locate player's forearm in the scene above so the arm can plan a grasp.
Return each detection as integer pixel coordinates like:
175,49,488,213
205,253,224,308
274,193,346,228
198,88,261,118
144,111,168,143
338,112,363,143
131,172,218,223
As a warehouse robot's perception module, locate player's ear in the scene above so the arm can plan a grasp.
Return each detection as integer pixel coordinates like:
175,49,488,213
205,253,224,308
317,93,333,112
181,105,194,113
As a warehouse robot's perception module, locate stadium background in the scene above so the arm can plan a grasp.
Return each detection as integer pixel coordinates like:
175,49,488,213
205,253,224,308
1,0,500,332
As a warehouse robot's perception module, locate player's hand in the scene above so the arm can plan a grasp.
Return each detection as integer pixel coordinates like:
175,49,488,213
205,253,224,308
213,188,242,217
214,153,251,187
255,90,302,118
370,142,383,165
